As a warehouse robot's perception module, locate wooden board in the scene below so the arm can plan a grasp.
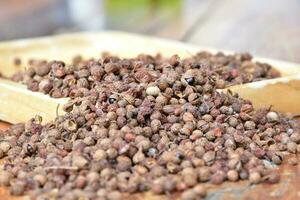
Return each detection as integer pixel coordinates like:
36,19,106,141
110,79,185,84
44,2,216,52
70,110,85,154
0,31,300,124
0,79,66,124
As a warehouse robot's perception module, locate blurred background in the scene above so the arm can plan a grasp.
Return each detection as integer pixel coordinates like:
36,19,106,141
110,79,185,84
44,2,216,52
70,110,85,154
0,0,299,62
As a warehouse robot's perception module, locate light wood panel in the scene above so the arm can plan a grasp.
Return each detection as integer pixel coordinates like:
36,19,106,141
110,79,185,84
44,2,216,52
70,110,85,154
0,79,66,124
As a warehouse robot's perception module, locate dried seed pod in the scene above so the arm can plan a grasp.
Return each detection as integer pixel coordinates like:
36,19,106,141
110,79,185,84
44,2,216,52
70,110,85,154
287,142,297,153
210,170,226,185
182,112,195,122
170,55,180,66
290,132,300,143
63,120,78,132
35,63,51,76
244,121,256,130
197,167,211,182
202,151,215,165
116,156,132,171
38,79,53,93
51,61,66,78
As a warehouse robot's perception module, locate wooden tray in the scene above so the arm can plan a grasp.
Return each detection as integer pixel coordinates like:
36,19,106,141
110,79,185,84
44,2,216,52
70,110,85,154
0,31,300,124
0,32,300,200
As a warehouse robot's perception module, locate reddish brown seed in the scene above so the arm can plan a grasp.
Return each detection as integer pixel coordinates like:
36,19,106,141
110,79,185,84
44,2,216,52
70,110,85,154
116,156,132,171
287,142,297,153
210,170,226,185
193,184,207,198
182,112,195,122
227,170,239,182
249,171,261,184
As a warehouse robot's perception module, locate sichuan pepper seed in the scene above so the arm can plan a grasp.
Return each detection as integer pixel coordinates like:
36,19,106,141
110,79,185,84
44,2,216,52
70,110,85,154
0,52,297,200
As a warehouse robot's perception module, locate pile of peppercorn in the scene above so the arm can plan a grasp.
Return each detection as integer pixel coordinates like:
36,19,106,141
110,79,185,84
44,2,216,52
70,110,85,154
11,52,280,98
0,52,298,200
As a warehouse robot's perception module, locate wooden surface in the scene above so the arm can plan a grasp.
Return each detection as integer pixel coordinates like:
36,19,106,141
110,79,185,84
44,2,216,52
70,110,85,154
0,0,300,63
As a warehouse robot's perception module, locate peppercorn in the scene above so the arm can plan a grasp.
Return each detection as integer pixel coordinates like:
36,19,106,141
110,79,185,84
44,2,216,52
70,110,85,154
266,112,279,122
249,171,261,184
3,52,298,199
93,149,107,161
227,170,239,182
146,86,160,96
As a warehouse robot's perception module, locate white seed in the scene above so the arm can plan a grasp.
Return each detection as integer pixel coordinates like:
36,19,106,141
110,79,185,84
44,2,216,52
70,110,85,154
266,112,279,122
146,86,160,96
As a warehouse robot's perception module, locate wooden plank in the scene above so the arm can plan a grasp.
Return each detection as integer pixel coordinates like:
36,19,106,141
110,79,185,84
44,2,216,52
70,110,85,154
187,0,300,63
223,74,300,115
0,79,66,124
